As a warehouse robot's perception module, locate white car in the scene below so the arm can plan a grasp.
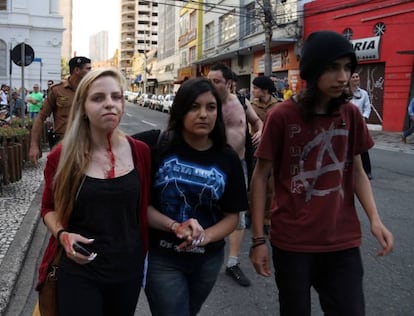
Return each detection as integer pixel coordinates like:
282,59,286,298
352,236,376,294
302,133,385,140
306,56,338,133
127,92,139,103
162,94,174,113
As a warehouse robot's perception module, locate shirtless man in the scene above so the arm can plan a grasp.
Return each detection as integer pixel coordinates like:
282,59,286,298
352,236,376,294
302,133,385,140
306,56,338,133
208,63,262,286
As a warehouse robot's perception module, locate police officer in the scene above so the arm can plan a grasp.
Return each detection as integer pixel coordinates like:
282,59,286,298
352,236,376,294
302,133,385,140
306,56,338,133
29,56,91,165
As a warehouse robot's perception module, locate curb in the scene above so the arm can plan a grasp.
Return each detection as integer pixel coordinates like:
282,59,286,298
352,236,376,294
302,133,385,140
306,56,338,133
0,183,43,314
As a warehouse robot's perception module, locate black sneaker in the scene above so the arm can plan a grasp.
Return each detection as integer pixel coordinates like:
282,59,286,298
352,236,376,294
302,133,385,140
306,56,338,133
225,264,251,287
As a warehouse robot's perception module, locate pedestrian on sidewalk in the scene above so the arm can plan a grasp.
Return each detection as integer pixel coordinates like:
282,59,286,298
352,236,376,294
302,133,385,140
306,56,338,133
350,72,373,179
29,56,91,164
208,63,263,287
250,30,394,316
35,68,151,316
10,91,25,117
144,77,247,315
27,84,43,119
402,97,414,143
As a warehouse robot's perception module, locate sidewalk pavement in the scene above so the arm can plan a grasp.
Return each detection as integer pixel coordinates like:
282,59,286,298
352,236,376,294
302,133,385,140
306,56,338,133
0,129,413,314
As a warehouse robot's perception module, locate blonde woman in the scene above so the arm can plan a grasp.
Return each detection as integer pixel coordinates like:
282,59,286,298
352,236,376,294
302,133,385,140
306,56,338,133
36,68,151,316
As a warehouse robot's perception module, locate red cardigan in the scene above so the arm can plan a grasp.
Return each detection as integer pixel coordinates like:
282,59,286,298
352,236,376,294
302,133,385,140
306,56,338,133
36,136,151,290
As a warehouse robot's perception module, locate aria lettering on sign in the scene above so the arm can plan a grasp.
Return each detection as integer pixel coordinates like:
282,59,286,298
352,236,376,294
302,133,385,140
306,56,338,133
350,36,381,61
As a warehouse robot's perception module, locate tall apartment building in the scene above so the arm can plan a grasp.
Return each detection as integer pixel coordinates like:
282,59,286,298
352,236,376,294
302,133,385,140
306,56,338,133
156,2,180,94
89,30,109,62
59,0,73,61
120,0,158,84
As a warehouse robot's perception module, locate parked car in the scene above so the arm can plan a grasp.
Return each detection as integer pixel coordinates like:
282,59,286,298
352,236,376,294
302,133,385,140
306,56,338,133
124,91,133,100
155,95,165,111
149,94,163,110
138,93,152,107
127,92,139,103
162,94,174,113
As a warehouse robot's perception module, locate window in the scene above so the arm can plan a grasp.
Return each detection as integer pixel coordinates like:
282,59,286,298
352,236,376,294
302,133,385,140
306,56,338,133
190,11,196,32
374,22,386,36
0,40,6,76
189,46,196,63
205,22,215,49
343,28,353,40
219,11,236,44
0,0,6,10
179,15,189,37
181,51,188,67
245,3,256,36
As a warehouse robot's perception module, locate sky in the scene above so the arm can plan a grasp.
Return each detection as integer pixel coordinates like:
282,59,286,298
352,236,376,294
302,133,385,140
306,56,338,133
72,0,120,57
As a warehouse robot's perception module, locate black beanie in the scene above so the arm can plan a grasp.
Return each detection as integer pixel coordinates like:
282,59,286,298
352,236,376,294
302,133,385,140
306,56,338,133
300,31,357,86
252,76,276,93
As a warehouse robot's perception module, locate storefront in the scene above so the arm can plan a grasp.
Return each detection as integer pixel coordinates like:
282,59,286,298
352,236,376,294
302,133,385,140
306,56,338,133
175,65,197,84
304,0,414,131
252,44,301,95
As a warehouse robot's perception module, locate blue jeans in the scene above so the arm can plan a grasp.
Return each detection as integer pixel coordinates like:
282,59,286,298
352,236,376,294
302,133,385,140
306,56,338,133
403,124,414,137
145,247,224,316
272,246,365,316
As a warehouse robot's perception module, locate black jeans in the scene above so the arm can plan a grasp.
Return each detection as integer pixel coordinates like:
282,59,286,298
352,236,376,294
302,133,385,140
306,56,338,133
272,246,365,316
361,151,372,176
57,269,141,316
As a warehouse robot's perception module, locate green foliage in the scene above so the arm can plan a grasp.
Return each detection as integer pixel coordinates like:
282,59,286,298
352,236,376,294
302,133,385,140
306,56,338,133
61,57,69,79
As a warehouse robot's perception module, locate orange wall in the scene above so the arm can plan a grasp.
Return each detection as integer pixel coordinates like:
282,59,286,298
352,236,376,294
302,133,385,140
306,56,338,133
304,0,414,131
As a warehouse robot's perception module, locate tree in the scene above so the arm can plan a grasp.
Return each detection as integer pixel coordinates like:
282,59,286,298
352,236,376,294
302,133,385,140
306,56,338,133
61,57,69,79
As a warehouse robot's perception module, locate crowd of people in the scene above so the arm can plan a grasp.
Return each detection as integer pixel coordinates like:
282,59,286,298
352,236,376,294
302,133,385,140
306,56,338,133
6,31,399,316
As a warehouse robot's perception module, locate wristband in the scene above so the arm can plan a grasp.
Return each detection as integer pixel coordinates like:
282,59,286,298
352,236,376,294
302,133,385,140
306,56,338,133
251,236,266,242
250,240,266,250
169,221,178,233
56,228,66,246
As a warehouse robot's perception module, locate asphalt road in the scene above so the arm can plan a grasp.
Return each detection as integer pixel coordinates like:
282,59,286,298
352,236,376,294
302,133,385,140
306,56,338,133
4,102,414,315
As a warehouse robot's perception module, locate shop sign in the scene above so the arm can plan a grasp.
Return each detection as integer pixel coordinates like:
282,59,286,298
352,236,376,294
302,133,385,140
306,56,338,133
351,36,380,61
176,66,195,82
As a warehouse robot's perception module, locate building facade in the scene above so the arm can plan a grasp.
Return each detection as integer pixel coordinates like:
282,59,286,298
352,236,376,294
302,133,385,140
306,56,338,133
304,0,414,132
189,0,302,95
89,30,109,62
156,2,180,94
0,0,63,91
119,0,158,88
59,0,72,61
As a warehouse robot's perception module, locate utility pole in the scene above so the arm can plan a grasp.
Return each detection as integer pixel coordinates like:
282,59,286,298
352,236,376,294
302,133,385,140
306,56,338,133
263,0,273,76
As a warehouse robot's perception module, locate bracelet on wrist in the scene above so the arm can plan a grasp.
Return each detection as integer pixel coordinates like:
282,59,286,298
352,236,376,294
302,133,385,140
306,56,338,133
250,240,266,249
169,221,178,233
56,228,66,246
251,236,266,243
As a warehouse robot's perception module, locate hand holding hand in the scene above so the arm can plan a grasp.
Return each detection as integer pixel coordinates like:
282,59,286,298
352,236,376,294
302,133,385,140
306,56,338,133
172,218,205,251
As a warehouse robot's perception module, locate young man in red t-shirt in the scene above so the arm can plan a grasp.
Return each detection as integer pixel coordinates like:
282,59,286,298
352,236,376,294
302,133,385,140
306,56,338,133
250,31,394,316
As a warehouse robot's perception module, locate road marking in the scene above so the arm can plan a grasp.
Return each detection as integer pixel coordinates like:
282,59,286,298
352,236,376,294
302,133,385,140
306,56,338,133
125,112,132,117
141,120,157,127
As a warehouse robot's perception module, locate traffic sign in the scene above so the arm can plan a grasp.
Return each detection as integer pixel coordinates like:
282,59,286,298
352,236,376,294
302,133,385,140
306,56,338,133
11,43,35,67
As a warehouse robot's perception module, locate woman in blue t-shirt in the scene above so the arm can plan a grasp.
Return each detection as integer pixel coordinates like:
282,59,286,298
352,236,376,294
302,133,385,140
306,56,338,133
145,77,248,316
